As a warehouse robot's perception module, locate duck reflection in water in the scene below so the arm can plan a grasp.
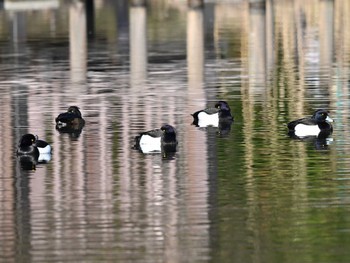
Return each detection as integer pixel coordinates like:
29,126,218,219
133,124,178,159
288,130,333,151
17,155,38,171
55,106,85,138
193,118,233,137
191,101,234,136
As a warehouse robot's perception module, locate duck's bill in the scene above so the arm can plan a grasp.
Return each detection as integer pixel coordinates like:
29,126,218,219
326,116,334,123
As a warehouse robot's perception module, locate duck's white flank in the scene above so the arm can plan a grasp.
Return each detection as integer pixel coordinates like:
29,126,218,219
294,124,321,137
38,153,52,162
38,145,52,154
197,112,219,127
139,135,161,153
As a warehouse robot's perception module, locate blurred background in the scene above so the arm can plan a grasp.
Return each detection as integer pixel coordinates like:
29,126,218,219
0,0,350,262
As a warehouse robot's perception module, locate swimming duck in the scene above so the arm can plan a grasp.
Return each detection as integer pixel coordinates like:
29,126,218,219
56,106,85,128
287,109,333,137
191,101,233,127
134,124,177,153
17,134,39,158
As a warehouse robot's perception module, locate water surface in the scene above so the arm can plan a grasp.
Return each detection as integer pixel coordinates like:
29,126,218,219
1,0,350,262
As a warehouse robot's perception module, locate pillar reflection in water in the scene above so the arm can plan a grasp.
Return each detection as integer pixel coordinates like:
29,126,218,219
187,4,206,176
319,0,334,102
248,1,266,97
37,1,89,257
119,3,147,231
0,91,15,260
243,0,268,176
186,3,210,259
293,0,306,116
243,3,267,259
265,0,274,72
187,5,204,106
12,86,31,262
118,2,184,260
69,0,87,84
9,11,26,44
128,1,148,143
320,0,334,71
130,3,147,88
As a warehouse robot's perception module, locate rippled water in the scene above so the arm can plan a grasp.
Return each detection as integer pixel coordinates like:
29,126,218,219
1,0,350,262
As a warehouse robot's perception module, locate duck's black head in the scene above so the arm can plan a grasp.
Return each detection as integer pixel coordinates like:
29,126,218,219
215,101,233,119
161,124,177,144
215,101,230,111
19,134,37,147
67,106,82,117
161,124,176,134
312,109,333,123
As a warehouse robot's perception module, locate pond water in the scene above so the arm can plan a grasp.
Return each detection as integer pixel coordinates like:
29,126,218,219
1,0,350,262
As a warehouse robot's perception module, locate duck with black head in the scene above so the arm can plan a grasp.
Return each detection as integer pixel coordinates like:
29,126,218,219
56,106,85,127
287,109,334,137
191,101,234,127
133,124,178,154
55,106,85,136
17,134,39,159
